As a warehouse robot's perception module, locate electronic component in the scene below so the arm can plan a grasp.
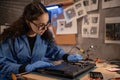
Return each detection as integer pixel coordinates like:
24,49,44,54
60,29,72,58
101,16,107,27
89,72,103,79
36,61,96,78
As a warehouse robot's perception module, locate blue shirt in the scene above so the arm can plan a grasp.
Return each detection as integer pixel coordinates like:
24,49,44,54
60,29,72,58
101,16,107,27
0,34,65,80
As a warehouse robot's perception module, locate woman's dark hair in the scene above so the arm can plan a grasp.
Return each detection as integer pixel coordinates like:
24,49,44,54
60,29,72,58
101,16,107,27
0,1,53,42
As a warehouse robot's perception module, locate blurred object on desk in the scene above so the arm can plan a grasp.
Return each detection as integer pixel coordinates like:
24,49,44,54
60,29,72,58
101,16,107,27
109,60,120,66
106,67,120,72
108,77,120,80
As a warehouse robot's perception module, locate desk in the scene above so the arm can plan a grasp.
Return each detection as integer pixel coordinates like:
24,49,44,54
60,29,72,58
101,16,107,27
20,63,120,80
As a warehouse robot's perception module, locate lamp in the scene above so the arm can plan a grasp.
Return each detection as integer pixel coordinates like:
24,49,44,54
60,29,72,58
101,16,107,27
46,4,62,10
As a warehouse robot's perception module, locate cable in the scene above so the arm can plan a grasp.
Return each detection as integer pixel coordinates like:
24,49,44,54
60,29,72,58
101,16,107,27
68,45,76,53
75,46,85,54
68,45,85,54
68,45,96,61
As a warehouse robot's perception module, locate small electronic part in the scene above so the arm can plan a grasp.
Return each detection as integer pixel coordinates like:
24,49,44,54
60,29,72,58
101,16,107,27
89,72,103,80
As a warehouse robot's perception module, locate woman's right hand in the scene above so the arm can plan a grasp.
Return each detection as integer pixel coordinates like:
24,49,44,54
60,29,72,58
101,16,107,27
25,61,53,72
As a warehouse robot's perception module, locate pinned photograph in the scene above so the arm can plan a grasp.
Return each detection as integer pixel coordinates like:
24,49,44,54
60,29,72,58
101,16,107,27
105,17,120,44
83,0,98,12
82,14,100,38
83,27,89,35
90,26,97,35
83,0,89,6
84,16,90,25
78,10,84,16
64,5,77,23
74,0,87,19
56,19,77,34
82,15,90,37
75,2,82,9
91,0,97,4
91,16,98,23
102,0,120,9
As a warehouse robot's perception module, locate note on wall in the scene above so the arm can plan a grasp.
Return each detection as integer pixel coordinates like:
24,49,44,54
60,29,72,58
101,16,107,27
63,5,77,23
64,0,87,23
74,0,87,19
105,17,120,44
50,9,77,45
56,19,77,34
102,0,120,9
82,13,100,38
83,0,99,12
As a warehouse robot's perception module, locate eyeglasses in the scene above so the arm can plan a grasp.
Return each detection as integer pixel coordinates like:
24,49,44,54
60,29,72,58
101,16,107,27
31,21,50,30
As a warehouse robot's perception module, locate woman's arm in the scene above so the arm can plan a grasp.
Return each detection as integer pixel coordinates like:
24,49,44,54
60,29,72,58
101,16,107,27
45,42,83,62
45,42,67,60
0,39,21,78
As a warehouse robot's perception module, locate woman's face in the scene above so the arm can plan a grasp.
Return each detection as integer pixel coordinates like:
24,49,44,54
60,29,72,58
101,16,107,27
29,13,49,35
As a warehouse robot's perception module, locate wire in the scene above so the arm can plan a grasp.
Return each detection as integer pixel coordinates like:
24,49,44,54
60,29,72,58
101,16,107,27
68,45,85,54
68,45,76,53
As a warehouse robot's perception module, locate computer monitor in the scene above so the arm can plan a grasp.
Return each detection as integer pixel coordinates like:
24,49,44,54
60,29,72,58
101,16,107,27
46,4,63,26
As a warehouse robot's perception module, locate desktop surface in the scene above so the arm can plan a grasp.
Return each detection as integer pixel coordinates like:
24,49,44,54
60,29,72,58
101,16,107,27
21,61,120,80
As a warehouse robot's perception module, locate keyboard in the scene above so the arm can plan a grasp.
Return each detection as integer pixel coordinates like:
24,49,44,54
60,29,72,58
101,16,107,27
36,61,96,78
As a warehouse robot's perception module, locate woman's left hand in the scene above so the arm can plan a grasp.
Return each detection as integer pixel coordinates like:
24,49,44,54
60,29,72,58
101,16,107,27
67,54,83,62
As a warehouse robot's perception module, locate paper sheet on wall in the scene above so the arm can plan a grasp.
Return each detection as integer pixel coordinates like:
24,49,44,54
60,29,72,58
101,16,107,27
63,5,77,23
56,19,77,34
105,17,120,44
102,0,120,9
82,14,100,38
83,0,99,12
74,0,87,19
64,0,87,23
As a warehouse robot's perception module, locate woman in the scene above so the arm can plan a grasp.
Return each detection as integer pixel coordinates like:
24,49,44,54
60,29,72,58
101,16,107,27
0,1,83,80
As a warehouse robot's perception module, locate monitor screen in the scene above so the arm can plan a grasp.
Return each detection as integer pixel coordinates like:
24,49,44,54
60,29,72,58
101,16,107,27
46,4,63,26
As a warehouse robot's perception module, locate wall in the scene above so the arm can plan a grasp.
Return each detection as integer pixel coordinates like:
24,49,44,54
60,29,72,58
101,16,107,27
0,0,32,24
0,0,120,60
61,0,120,60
